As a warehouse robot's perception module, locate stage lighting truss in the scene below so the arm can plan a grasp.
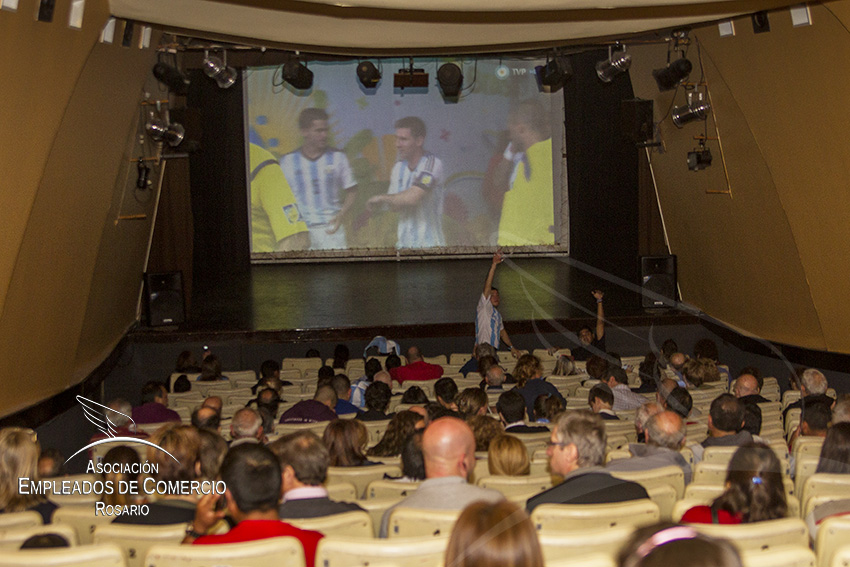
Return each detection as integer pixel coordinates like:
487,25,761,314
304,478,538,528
595,45,631,83
357,60,382,88
203,50,237,89
672,90,711,128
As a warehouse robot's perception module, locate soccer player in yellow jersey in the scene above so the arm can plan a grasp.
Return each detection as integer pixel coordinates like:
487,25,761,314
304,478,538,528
249,143,309,252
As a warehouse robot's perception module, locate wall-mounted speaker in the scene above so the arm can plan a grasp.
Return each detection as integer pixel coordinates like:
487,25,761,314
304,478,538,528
640,255,677,308
145,272,185,326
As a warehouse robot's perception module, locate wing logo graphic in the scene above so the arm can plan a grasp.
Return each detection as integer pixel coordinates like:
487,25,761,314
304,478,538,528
65,396,180,465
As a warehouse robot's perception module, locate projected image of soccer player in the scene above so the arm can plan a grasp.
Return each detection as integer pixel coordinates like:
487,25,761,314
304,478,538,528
367,117,445,249
496,100,555,247
249,143,309,252
279,108,357,250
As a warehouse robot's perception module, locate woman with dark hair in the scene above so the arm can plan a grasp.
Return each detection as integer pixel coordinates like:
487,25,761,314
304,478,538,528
400,386,428,405
198,354,227,382
681,442,787,524
617,522,743,567
323,419,378,467
175,350,201,373
332,344,350,370
445,500,543,567
816,422,850,474
368,411,421,457
398,430,425,481
356,382,394,421
101,446,142,507
513,354,565,422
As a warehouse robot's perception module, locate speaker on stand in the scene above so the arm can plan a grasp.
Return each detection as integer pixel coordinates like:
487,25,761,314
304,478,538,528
144,272,185,326
640,255,677,309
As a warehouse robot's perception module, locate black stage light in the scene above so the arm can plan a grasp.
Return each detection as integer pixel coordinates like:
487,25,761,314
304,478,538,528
357,61,381,88
688,147,712,170
652,58,693,91
437,63,463,98
152,63,190,96
283,60,314,90
535,56,573,92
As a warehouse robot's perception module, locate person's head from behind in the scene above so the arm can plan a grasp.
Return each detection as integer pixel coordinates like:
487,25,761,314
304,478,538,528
445,500,542,567
260,359,280,380
220,444,281,518
364,358,383,380
645,411,686,450
257,387,281,416
231,407,263,441
140,381,167,405
368,410,422,458
635,402,662,437
544,395,565,422
548,410,606,476
457,388,488,419
617,522,742,567
801,400,832,437
373,370,393,388
317,366,335,384
197,428,228,482
19,533,70,549
199,354,222,381
401,430,426,480
314,384,338,409
173,375,191,393
816,422,850,474
474,343,498,362
479,355,500,380
192,406,221,432
330,374,352,403
801,368,828,396
496,390,527,424
553,355,575,376
709,394,745,435
364,381,392,413
468,414,505,452
488,434,530,476
147,424,200,484
669,353,687,371
422,417,476,480
401,386,428,405
305,348,322,358
734,374,761,398
513,354,543,387
435,378,459,408
385,354,402,372
588,383,614,413
693,338,720,362
176,350,198,372
660,339,679,360
332,344,349,369
406,346,423,363
323,419,369,467
713,442,787,522
101,445,140,506
586,355,608,381
833,395,850,425
684,358,720,388
0,428,42,512
268,431,329,490
533,394,550,421
484,364,505,387
666,387,693,419
38,448,65,479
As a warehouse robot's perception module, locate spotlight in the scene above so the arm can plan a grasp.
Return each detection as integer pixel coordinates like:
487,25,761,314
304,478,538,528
687,146,712,171
652,58,692,91
146,116,185,147
672,92,711,128
596,46,632,83
152,62,190,96
203,51,237,89
356,61,381,88
283,60,313,90
394,58,428,89
535,56,573,92
437,63,463,98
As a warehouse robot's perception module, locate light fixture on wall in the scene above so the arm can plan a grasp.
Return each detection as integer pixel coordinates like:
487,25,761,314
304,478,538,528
283,58,313,90
652,57,692,92
672,91,711,127
152,62,190,96
203,50,237,89
596,45,631,82
536,54,572,93
688,143,712,171
145,111,185,147
356,61,381,88
437,63,463,99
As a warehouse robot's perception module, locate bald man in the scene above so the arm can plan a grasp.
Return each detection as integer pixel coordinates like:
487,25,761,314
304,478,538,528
607,411,692,484
734,373,769,435
668,353,687,386
379,417,502,537
391,346,443,385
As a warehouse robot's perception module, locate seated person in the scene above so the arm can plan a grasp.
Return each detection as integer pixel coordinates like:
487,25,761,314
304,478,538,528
435,377,460,412
616,522,743,567
323,419,379,467
488,434,530,476
368,411,422,458
607,411,692,484
456,388,489,420
132,381,181,424
513,354,565,420
198,354,228,382
526,411,648,512
269,431,365,519
280,385,338,424
497,390,548,434
356,382,394,422
588,383,619,420
480,363,506,391
570,290,606,361
192,406,221,433
391,346,443,384
445,501,542,567
0,427,58,523
331,374,358,415
229,407,264,447
459,343,498,378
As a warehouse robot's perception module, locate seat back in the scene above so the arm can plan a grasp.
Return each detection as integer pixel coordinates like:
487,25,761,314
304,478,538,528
609,465,686,499
93,523,185,567
818,517,850,567
740,546,816,567
386,507,460,538
350,498,404,538
0,511,42,531
48,474,101,506
702,446,739,466
0,524,78,551
538,524,632,563
802,474,850,516
316,535,448,567
281,357,324,374
531,499,660,532
688,517,809,552
325,482,358,502
366,480,421,500
476,474,553,498
830,545,850,567
144,537,305,567
52,504,115,545
362,420,391,447
0,543,126,567
645,484,678,522
288,511,373,538
326,464,401,499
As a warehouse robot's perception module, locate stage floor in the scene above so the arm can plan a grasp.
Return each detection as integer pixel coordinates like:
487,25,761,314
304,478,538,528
170,256,688,337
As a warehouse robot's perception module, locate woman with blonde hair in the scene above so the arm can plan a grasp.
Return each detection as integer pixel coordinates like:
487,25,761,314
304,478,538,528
445,500,543,567
0,427,57,523
488,434,530,476
468,415,504,452
514,354,565,422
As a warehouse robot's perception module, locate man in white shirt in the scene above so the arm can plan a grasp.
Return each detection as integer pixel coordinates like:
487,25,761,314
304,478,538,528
475,249,520,357
368,116,445,249
279,108,357,250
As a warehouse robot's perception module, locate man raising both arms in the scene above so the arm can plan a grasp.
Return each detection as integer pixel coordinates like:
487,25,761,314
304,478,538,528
476,250,519,359
279,108,357,250
367,116,445,249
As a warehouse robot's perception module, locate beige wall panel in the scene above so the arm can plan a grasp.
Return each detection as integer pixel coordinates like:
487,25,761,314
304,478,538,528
0,35,159,417
0,0,110,316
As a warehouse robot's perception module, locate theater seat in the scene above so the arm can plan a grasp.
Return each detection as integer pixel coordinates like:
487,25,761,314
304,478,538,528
144,537,305,567
531,499,660,532
288,511,373,538
802,475,850,517
816,515,850,567
741,546,816,567
386,508,460,538
51,505,114,545
686,517,809,553
0,543,125,567
476,474,553,498
315,535,447,567
0,524,78,550
545,552,616,567
47,475,101,506
366,480,421,500
93,523,185,567
0,511,42,531
326,465,401,499
609,464,685,499
348,498,403,538
537,524,632,562
830,545,850,567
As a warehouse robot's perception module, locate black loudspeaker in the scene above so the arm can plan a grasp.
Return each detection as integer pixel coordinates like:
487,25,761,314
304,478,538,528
640,255,677,309
621,98,655,145
145,272,185,326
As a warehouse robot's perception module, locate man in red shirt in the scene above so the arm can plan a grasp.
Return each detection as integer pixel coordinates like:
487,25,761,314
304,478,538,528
391,346,443,384
182,444,323,567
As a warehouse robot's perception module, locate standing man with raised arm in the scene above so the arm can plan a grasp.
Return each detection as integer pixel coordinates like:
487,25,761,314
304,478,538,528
570,290,606,361
476,250,519,358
